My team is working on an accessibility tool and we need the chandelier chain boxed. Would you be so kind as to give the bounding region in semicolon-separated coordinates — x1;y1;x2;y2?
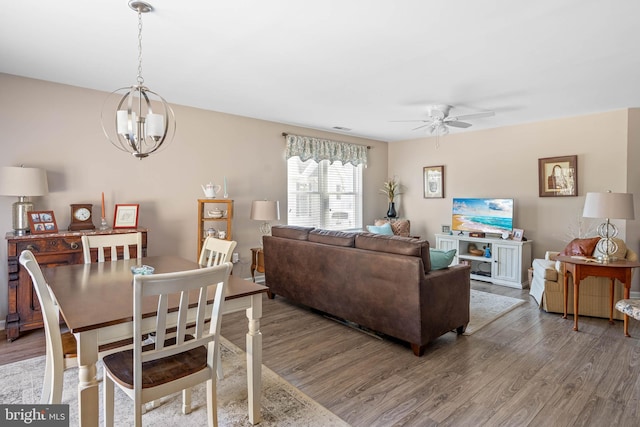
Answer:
137;10;144;84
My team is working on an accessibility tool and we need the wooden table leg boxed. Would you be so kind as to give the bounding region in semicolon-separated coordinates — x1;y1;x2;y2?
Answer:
608;278;615;324
563;270;569;319
624;280;631;337
573;277;580;331
246;293;263;424
76;330;99;427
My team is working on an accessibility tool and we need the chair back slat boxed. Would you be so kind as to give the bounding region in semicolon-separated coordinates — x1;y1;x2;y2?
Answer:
133;263;231;382
81;232;142;263
198;237;237;267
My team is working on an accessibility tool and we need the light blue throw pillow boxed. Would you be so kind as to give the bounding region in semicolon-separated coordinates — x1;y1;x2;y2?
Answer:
430;248;456;270
366;222;394;235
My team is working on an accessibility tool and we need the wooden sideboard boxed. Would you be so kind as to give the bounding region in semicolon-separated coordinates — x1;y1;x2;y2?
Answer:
5;228;148;341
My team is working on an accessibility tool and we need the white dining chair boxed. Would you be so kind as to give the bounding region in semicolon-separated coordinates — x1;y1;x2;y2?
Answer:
198;237;236;379
198;237;237;268
81;232;143;263
102;262;232;427
19;250;78;404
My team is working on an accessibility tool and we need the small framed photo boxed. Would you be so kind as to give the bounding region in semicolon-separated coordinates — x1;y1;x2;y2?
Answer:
441;225;451;234
28;210;58;234
113;204;139;229
538;155;577;197
424;165;444;198
512;228;524;241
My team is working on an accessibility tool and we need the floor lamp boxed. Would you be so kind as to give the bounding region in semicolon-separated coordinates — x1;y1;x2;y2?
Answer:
582;191;635;263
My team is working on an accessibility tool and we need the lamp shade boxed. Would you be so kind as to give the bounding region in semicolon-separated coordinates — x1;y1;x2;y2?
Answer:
250;200;280;221
582;192;635;220
0;167;49;196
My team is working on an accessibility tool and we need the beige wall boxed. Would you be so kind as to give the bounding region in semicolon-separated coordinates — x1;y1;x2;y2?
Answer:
2;73;639;325
0;73;389;325
389;109;640;291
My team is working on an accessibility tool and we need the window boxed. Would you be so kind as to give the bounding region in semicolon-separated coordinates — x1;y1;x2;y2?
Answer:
287;156;362;230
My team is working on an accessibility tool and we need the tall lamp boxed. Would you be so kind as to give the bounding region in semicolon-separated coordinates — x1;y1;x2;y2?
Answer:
582;191;635;263
250;200;280;244
0;166;49;235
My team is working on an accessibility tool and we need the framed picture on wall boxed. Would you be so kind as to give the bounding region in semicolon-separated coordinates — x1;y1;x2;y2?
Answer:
538;155;577;197
113;204;139;229
28;210;58;234
424;165;444;198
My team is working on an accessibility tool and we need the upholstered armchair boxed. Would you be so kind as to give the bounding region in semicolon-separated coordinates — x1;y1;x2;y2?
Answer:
530;238;638;320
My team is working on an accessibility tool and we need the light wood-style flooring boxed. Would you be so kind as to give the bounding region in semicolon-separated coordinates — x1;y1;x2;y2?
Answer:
3;281;640;426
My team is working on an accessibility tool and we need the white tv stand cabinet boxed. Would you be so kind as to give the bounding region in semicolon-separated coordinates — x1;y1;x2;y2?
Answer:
435;233;532;289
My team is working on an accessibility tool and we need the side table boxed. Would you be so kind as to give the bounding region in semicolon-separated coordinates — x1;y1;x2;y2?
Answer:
250;247;265;282
557;255;640;336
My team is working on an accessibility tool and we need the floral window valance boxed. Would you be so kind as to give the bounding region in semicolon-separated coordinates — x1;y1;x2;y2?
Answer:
285;133;368;167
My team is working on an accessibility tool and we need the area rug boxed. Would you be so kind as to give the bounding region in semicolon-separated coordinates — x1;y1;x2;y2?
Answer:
0;337;350;427
464;289;526;335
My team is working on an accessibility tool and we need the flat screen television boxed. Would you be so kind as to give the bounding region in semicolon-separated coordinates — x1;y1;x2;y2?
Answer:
452;198;514;234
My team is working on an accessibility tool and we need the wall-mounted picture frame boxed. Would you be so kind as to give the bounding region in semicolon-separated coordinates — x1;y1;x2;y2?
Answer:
28;210;58;234
113;204;139;229
424;165;444;198
538;155;577;197
512;228;524;241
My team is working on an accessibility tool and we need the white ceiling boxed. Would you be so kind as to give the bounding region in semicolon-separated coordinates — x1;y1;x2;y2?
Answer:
2;0;639;142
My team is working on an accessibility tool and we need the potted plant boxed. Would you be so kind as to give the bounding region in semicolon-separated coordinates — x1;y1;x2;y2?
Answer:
380;177;401;218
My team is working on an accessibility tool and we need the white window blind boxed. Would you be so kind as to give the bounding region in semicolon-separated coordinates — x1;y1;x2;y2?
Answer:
287;157;363;230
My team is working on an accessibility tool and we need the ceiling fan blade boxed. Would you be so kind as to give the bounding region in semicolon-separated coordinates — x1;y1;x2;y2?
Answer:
446;121;472;129
390;119;431;123
447;111;495;121
412;123;432;131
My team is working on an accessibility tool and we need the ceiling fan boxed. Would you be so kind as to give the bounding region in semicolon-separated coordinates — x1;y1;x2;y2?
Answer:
393;104;495;135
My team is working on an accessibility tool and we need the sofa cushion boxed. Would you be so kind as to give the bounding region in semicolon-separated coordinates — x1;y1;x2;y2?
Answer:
271;225;314;240
308;229;356;247
366;223;394;235
355;233;431;272
559;237;600;257
429;249;456;270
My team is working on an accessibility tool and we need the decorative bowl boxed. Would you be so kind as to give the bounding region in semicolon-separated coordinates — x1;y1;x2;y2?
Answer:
469;249;484;256
131;265;155;275
207;210;224;218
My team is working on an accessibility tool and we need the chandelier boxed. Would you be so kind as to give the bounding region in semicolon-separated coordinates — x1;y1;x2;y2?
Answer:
101;1;175;159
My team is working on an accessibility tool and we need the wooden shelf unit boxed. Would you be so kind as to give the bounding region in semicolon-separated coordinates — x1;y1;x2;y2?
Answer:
197;199;234;258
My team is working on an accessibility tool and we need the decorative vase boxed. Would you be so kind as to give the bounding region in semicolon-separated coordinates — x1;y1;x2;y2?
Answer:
387;202;397;218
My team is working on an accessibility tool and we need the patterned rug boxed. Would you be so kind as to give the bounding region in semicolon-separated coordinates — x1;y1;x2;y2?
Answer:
0;337;350;427
464;289;526;335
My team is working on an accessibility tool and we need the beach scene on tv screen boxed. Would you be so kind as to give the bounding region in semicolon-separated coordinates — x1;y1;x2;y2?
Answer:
452;198;513;233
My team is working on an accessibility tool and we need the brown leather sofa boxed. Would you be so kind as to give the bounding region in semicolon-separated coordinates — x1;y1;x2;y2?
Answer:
263;225;471;356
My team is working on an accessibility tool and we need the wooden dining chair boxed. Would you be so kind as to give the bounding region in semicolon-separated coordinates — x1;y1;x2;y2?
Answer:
81;232;143;263
19;250;78;404
197;237;236;379
198;237;237;268
102;262;232;427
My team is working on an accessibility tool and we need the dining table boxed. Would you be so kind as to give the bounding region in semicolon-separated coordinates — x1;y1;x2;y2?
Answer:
42;255;268;427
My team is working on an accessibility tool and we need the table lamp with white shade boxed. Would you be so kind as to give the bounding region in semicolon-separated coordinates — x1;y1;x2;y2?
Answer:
582;191;635;263
0;166;49;235
250;200;280;245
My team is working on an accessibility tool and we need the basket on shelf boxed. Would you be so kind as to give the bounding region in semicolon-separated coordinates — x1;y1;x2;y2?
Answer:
468;243;484;256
